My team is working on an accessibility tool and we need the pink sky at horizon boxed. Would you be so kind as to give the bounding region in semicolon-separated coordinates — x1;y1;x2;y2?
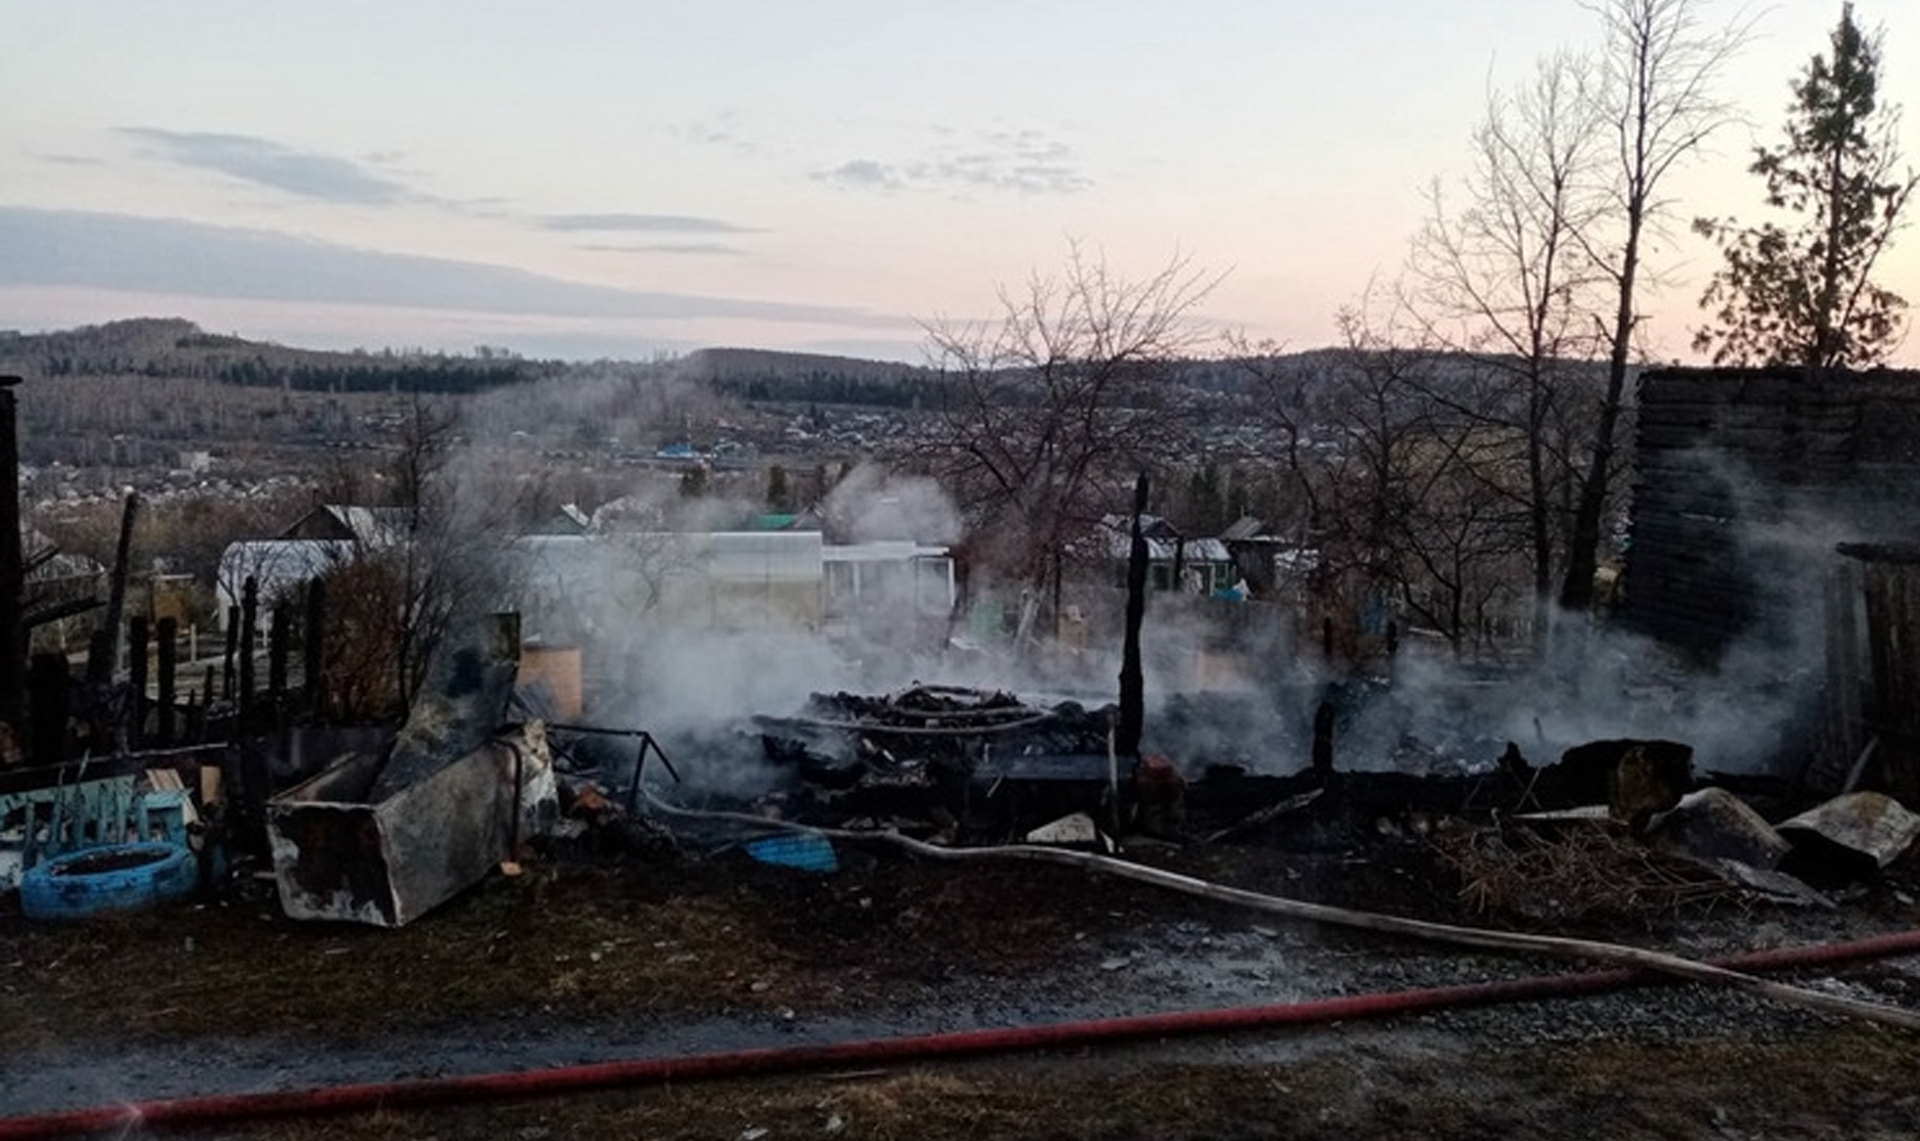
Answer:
3;0;1916;366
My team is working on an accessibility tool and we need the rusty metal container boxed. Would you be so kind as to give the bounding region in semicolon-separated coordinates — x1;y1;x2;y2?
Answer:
266;723;554;927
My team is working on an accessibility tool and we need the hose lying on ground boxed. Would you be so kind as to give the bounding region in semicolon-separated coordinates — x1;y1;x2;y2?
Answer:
4;929;1919;1140
647;789;1920;1032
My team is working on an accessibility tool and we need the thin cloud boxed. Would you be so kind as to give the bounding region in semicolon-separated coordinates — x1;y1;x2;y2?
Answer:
812;159;908;192
0;208;908;329
541;213;757;234
117;127;413;205
813;129;1092;196
674;110;757;155
36;152;108;168
581;242;747;256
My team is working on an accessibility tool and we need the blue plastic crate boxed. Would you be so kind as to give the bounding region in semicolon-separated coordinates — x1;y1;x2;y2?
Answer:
744;833;839;874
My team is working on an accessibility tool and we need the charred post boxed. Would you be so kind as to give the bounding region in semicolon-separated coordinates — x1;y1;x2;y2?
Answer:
1312;697;1336;781
221;606;239;702
84;630;111;690
303;577;326;720
28;652;68;765
236;575;270;855
269;601;290;708
0;376;23;741
239;576;258;725
157;616;178;746
129;616;149;751
1116;473;1149;759
191;669;212;743
88;492;140;688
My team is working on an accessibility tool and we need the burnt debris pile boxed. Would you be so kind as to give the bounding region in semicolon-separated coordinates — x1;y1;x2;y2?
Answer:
750;684;1117;836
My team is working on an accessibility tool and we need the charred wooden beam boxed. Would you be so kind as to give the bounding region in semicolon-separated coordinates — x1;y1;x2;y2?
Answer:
239;576;258;726
269;602;290;707
0;376;22;738
21;595;103;631
303;577;326;719
28;652;68;766
84;629;111;689
157;616;178;747
87;492;139;688
1115;474;1148;760
190;672;211;743
129;616;149;751
221;606;238;702
1312;697;1335;780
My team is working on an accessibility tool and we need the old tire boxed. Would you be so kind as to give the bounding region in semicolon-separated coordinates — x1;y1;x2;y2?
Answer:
19;842;199;920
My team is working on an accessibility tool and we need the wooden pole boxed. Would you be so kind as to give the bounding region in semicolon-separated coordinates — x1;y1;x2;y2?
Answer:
238;576;267;851
0;376;23;739
84;629;111;690
1115;473;1149;759
303;577;326;720
128;616;149;751
268;602;290;707
1312;697;1336;781
239;577;258;732
157;616;178;747
88;491;140;688
28;652;68;765
194;669;214;743
221;607;239;702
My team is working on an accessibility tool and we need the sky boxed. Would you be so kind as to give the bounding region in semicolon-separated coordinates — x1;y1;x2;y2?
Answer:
3;0;1918;365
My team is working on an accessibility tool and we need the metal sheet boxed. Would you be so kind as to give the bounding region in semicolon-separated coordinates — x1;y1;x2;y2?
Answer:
1647;787;1792;870
1778;791;1920;869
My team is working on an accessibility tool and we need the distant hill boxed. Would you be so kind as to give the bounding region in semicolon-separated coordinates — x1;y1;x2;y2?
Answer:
676;346;1359;409
0;317;1613;413
0;317;563;395
679;346;935;383
679;346;942;409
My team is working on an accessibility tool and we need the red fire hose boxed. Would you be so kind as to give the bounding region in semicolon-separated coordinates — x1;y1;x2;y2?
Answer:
3;928;1917;1139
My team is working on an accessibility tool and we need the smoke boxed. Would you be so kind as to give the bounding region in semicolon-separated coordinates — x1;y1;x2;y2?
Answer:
496;464;977;796
439;377;1875;795
1351;444;1871;781
606;625;859;795
823;462;962;544
463;357;710;453
521;484;1325;795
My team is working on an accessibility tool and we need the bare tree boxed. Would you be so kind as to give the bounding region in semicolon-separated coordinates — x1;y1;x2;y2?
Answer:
344;392;538;710
1410;1;1749;625
1563;0;1752;611
1410;51;1610;639
1238;302;1538;656
916;243;1222;644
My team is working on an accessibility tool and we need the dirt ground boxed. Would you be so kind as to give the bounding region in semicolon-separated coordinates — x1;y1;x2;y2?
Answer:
5;815;1920;1139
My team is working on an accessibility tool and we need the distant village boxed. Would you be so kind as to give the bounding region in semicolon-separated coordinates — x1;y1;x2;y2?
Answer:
10;320;1360;702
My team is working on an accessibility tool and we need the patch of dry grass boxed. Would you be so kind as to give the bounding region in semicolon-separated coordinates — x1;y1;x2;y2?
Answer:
0;850;1185;1055
1429;822;1743;927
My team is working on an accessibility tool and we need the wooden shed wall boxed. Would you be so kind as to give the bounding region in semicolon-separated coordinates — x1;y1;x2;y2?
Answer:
1620;367;1920;659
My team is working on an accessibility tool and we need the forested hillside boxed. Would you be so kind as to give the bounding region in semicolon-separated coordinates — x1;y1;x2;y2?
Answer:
0;317;560;393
